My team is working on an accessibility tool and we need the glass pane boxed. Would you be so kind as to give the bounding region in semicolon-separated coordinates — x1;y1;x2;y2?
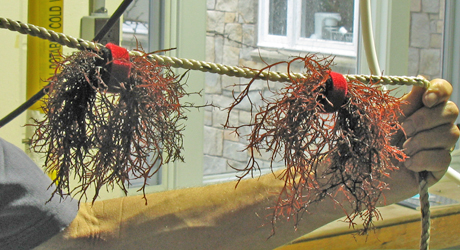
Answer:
126;152;162;187
269;0;288;35
121;0;162;186
122;0;150;51
301;0;355;42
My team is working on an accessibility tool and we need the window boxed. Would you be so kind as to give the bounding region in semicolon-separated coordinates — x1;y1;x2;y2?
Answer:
121;0;163;189
122;0;164;52
258;0;359;57
110;0;206;196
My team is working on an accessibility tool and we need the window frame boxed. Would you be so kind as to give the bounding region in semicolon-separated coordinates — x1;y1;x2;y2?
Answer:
443;0;460;128
257;0;360;57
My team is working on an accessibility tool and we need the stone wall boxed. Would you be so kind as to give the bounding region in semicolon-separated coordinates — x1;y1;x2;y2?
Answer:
408;0;445;79
203;0;446;178
204;0;273;176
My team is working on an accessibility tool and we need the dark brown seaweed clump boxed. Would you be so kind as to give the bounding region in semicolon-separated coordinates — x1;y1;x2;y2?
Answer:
31;48;188;203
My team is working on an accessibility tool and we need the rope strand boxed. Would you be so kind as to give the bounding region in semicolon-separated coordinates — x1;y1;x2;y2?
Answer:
419;171;431;250
0;17;430;88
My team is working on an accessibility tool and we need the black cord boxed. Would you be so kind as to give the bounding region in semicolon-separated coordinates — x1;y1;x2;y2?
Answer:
93;0;133;42
0;0;133;128
0;89;46;128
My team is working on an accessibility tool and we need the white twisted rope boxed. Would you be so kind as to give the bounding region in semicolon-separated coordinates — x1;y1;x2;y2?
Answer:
0;17;430;88
0;17;433;249
0;17;101;51
419;171;431;250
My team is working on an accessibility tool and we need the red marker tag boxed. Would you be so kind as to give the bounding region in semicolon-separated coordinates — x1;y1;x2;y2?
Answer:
321;71;348;112
105;43;131;85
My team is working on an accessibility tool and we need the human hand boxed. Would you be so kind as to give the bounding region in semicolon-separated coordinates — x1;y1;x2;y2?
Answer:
384;78;459;204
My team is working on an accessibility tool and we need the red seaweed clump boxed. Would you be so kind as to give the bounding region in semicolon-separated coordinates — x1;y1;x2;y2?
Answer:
224;55;406;234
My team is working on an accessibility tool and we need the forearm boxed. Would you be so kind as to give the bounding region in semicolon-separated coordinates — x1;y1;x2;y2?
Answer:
37;170;346;250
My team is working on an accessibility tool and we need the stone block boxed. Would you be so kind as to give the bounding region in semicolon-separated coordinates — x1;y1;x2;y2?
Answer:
262;89;277;101
226;160;246;173
235;90;263;111
225;12;236;23
214;36;224;63
238;58;261;69
436;20;444;33
207;11;225;33
429;13;439;20
204;94;214;111
242;24;255;47
411;0;421;12
238;0;256;23
211;94;231;109
223;140;248;161
408;48;420;76
206;36;215;62
266;159;285;170
222;75;239;89
222;89;235;97
439;0;445;19
239;110;253;125
223;129;239;141
224;23;243;47
207;0;216;10
213;107;238;127
419;49;441;76
422;0;440;13
203;155;228;175
205;72;222;94
222;45;240;66
430;19;438;33
216;0;238;12
203;126;223;156
251;145;283;162
430;33;443;48
242;78;266;90
236;125;252;143
204;110;213;126
410;13;430;48
240;46;255;61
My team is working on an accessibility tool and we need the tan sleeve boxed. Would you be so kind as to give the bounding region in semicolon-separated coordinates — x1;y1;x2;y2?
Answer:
36;170;343;250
